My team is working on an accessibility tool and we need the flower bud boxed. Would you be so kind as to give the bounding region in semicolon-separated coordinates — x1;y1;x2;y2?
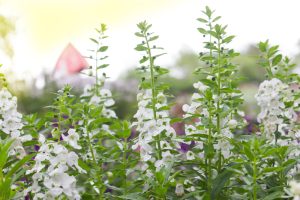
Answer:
175;183;184;196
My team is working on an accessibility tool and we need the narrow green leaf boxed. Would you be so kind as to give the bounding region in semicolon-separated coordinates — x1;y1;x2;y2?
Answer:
211;169;234;199
90;38;98;44
6;153;36;178
97;64;109;69
205;6;212;18
0;140;14;169
272;54;282;66
262;191;283;200
197;28;207;34
197;18;208;23
98;46;108;52
222;35;235;43
135;32;144;37
148;35;159;42
135;45;148;51
213;16;221;22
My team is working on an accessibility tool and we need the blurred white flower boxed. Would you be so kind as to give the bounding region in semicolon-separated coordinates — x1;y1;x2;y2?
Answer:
62;129;81;149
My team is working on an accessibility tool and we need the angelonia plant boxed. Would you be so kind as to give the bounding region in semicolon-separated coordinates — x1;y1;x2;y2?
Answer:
1;6;300;200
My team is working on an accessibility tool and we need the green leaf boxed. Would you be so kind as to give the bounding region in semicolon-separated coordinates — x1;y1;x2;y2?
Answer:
118;193;146;200
90;38;98;44
0;177;12;200
153;53;166;58
258;41;268;52
135;45;148;51
170;118;182;124
243;145;254;161
98;46;108;52
139;56;148;64
267;45;279;57
78;159;90;172
197;18;208;23
211;169;234;199
148;35;159;42
197;28;207;34
272;54;282;66
205;6;212;18
262;191;283;200
222;35;235;43
0;139;14;169
97;64;109;69
213;16;221;22
135;32;144;37
6;153;36;178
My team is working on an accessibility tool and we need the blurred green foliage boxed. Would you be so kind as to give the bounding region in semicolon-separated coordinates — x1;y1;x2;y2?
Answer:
14;44;299;120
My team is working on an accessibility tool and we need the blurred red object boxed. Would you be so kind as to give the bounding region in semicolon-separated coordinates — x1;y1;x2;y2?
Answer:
54;43;88;77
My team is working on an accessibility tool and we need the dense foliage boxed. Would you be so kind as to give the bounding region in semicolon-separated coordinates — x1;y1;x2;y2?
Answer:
1;6;300;200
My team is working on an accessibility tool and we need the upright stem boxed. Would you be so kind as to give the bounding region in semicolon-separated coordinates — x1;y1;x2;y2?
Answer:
123;138;128;195
87;127;103;199
144;33;162;160
206;21;213;198
95;41;99;95
252;159;257;200
217;39;221;135
217;39;222;171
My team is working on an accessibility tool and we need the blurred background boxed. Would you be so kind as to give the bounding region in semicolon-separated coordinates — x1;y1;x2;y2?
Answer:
1;0;300;121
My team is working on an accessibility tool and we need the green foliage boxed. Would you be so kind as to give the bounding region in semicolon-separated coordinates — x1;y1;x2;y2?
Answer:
1;5;300;200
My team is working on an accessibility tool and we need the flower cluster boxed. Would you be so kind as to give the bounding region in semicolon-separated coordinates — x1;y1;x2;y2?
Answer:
82;86;117;119
2;6;300;200
132;89;177;171
0;89;31;158
255;78;297;141
26;134;84;200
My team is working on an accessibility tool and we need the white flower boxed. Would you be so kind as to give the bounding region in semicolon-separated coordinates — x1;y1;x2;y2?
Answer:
187;186;195;192
62;129;81;149
175;183;184;196
255;78;296;141
28;141;82;200
100;88;112;97
193;81;208;91
228;119;238;129
132;87;177;170
0;89;29;159
186;151;195;160
157;92;167;104
214;138;232;159
290;180;300;199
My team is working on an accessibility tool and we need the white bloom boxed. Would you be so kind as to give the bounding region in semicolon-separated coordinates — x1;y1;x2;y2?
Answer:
132;88;178;169
193;81;208;91
28;141;82;200
175;183;184;196
186;151;195;160
255;78;296;141
290;180;300;199
228;119;238;129
0;89;29;159
62;129;81;149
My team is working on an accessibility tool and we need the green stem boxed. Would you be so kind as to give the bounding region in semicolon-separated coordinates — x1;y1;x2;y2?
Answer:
206;21;213;198
86;128;103;199
252;159;257;200
144;33;162;160
95;40;99;95
123;138;128;195
217;39;222;172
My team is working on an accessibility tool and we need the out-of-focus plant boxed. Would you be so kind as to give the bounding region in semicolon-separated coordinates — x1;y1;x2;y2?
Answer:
0;15;15;57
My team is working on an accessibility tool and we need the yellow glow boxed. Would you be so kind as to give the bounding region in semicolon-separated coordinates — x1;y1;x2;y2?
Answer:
8;0;184;53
